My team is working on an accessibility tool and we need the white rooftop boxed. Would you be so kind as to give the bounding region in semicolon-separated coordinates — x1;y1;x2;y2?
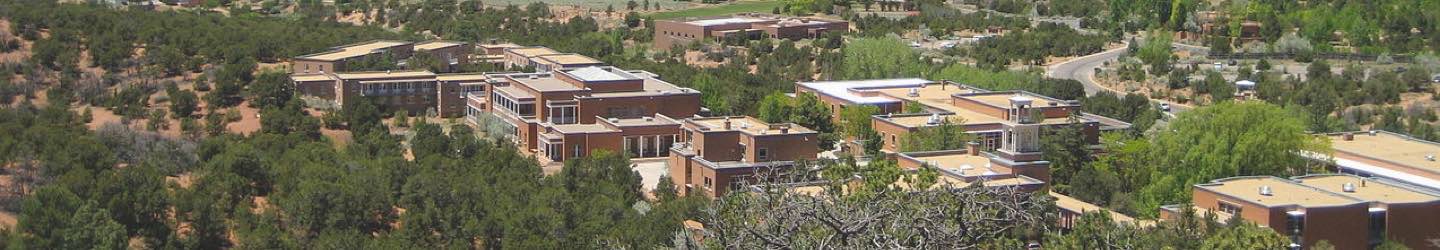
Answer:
797;78;935;104
688;17;769;26
567;66;639;82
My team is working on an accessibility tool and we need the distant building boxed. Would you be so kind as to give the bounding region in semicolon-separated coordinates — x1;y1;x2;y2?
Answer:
653;13;850;49
289;70;487;117
1159;175;1440;250
532;54;605;72
795;79;1130;155
668;116;820;198
292;40;415;74
536;115;685;164
470;66;702;157
502;46;563;70
412;40;473;70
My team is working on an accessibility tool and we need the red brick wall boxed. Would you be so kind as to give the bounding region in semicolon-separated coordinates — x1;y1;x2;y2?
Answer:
1303;205;1370;250
1383;201;1440;249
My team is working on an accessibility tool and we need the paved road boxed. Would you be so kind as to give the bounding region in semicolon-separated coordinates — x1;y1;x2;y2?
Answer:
1046;42;1198;115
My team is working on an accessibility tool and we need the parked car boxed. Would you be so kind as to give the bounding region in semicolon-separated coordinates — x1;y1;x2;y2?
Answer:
1159;103;1172;112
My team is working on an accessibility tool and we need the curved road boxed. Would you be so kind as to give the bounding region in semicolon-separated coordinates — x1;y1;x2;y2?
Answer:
1046;42;1199;114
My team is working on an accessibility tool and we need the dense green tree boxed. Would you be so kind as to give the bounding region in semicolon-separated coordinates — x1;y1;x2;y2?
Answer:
841;36;924;80
897;119;972;152
248;71;294;110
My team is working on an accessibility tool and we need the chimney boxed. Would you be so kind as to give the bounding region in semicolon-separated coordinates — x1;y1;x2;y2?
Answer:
1342;132;1354;141
723;117;732;130
967;141;980;156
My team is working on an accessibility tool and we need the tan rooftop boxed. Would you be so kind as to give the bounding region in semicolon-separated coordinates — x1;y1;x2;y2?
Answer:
536;54;603;65
507;47;562;58
298;40;411;61
551;123;617;134
962;92;1067;108
290;74;337;82
905;152;1009;178
602;116;679;127
479;43;523;49
1051;192;1140;224
334;70;436;79
1197;176;1362;208
435;73;488;82
512;77;581;92
690;116;814;136
414;41;465;51
1328;132;1440;174
1293;175;1440;204
586;78;695;98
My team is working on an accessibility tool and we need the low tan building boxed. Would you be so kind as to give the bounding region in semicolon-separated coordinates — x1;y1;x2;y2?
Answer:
532;53;605;72
1314;131;1440;192
654;13;850;49
290;70;488;118
1290;174;1440;249
502;46;563;70
292;40;414;74
669;116;819;198
412;40;473;70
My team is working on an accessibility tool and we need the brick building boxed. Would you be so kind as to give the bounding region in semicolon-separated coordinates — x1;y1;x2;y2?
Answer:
1312;131;1440;192
1160;175;1440;249
795;78;1130;155
532;54;605;72
289;70;488;117
653;13;850;49
469;66;702;156
292;40;415;74
668;116;820;198
502;46;563;70
412;40;473;70
535;115;686;164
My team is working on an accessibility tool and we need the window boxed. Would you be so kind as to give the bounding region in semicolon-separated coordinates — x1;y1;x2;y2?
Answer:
544;142;563;162
572;144;583;158
1218;201;1242;215
1369;210;1386;247
757;148;769;162
704;177;713;189
548;105;577;124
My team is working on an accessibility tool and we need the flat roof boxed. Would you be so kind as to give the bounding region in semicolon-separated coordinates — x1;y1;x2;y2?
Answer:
551;123;618;134
961;92;1068;108
1196;176;1363;208
1292;174;1440;204
506;47;562;58
565;66;639;81
298;40;411;61
537;54;603;66
1050;192;1139;224
290;74;337;82
586;77;696;98
478;43;523;49
333;70;436;80
493;85;535;100
414;41;465;51
1328;131;1440;175
603;116;679;127
435;73;488;82
689;116;815;136
512;77;581;92
687;17;771;26
797;78;934;104
903;152;1010;178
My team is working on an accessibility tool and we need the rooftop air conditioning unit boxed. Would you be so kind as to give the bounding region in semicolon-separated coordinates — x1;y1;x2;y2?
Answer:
1259;186;1273;196
1342;183;1356;192
908;88;920;97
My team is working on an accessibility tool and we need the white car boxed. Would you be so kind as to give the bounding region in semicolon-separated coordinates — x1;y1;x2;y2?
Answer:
1159;103;1171;112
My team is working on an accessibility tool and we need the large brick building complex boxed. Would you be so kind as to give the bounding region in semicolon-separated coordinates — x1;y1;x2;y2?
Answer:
795;78;1130;155
1313;131;1440;192
469;66;702;158
1160;175;1440;249
653;14;850;49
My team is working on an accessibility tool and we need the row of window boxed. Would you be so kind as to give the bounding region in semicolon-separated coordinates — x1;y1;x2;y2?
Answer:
548;105;578;125
662;31;697;38
625;134;679;159
491;92;535;117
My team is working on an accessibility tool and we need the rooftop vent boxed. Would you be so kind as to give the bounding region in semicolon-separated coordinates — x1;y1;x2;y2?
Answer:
1428;155;1436;162
644;117;654;122
1369;130;1379;136
739;121;750;130
1259;186;1273;196
959;164;974;170
608;118;620;123
528;74;539;79
908;88;920;97
927;113;942;126
1343;183;1356;192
